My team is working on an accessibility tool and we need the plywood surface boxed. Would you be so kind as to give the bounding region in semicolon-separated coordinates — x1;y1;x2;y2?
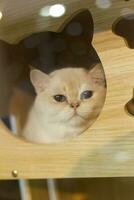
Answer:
0;0;134;179
0;29;134;179
0;0;133;43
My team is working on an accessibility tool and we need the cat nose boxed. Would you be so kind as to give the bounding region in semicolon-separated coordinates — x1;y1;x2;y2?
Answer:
70;102;80;109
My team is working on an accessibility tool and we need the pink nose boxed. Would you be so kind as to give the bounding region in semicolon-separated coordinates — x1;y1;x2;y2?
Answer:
70;102;80;109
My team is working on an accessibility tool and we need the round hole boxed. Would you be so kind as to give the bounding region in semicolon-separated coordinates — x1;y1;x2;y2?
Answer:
1;10;107;144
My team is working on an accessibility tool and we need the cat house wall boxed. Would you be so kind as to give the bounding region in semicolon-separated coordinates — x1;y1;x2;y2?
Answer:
0;0;134;179
0;0;133;43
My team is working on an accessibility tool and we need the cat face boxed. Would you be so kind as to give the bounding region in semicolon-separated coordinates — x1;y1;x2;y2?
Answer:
30;64;106;128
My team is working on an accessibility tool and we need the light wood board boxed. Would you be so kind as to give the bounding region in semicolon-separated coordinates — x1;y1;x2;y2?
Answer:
0;0;133;43
0;0;134;179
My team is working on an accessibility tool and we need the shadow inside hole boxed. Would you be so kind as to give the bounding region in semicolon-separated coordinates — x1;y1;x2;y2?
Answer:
125;89;134;117
0;10;106;144
112;15;134;117
112;13;134;48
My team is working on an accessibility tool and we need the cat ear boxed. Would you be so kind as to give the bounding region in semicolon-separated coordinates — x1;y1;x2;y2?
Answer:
60;9;93;44
30;69;50;94
89;63;106;86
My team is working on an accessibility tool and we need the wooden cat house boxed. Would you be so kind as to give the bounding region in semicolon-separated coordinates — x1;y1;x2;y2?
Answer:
0;0;134;180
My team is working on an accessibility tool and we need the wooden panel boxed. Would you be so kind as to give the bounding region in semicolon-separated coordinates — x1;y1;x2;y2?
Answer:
0;0;133;43
0;1;134;179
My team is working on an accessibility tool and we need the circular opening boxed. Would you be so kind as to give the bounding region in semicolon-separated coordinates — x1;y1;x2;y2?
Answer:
0;10;107;144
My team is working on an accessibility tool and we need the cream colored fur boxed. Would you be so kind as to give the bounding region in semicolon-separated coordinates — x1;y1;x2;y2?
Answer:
21;64;106;143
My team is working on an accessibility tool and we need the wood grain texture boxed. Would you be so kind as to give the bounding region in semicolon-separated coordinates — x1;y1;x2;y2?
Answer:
0;0;133;43
0;1;134;179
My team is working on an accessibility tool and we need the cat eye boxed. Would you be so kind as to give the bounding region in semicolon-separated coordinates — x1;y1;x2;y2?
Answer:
53;95;66;102
80;90;93;100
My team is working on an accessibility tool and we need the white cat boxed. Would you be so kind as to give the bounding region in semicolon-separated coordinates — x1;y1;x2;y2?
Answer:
20;63;106;143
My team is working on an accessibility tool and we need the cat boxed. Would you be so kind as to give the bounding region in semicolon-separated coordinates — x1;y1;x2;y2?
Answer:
20;63;106;143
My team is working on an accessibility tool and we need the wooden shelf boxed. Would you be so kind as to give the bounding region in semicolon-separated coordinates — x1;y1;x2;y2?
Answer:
0;0;134;179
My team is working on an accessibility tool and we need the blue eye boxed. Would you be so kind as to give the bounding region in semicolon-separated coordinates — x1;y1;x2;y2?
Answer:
53;95;66;102
80;90;93;100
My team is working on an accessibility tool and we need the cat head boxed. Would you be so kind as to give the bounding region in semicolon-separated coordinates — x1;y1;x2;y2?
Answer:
30;63;106;129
